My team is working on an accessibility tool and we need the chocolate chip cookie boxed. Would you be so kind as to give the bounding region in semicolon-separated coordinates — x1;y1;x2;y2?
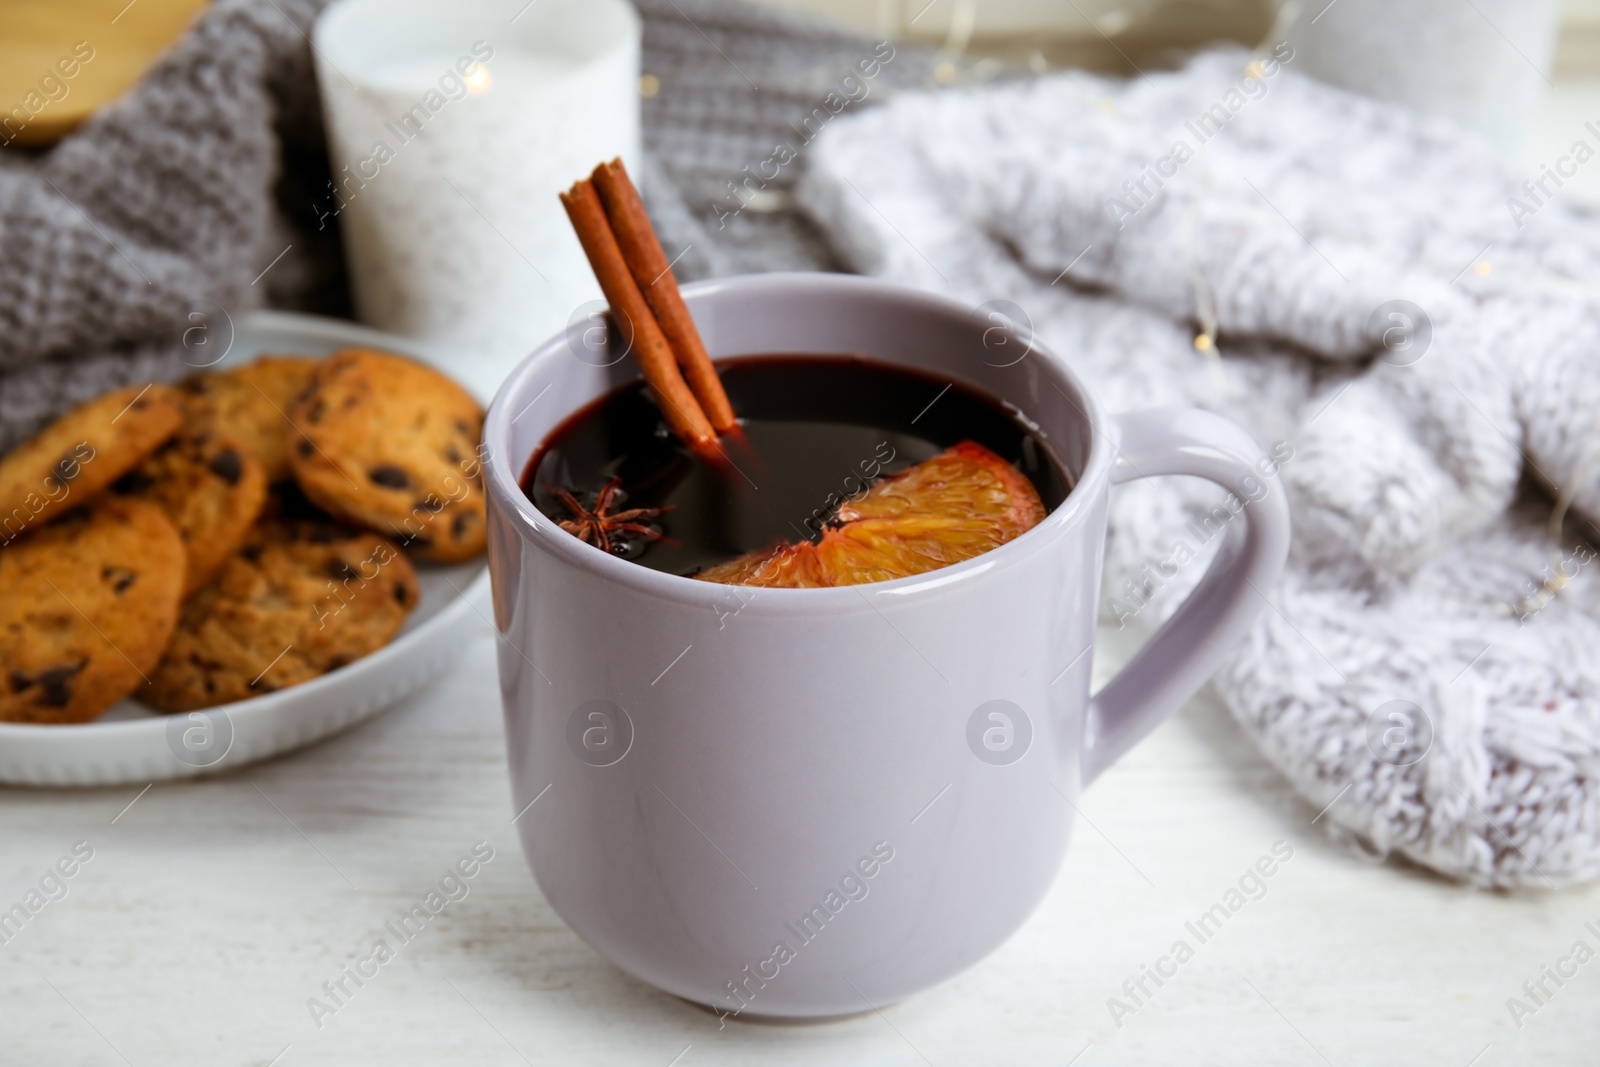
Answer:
179;355;317;482
287;348;486;563
115;432;269;597
0;384;182;544
0;498;186;724
144;519;420;711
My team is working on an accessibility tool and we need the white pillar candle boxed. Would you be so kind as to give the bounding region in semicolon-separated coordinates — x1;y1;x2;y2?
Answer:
314;0;639;389
1283;0;1560;161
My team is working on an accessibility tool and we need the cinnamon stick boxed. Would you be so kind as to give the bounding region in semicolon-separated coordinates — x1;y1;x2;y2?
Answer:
559;179;717;454
590;158;738;434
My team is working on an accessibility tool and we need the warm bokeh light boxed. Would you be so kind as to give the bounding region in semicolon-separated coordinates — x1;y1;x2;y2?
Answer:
464;62;491;94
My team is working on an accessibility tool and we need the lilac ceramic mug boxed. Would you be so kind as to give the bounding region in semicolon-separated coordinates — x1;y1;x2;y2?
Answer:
483;273;1289;1019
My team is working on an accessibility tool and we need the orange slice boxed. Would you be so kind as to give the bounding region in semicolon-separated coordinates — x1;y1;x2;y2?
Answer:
696;441;1046;588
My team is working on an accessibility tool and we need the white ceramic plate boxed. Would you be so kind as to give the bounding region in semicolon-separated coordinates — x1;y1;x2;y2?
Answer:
0;311;493;787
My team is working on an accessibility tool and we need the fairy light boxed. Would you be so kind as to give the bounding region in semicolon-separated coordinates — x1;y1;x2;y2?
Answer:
1506;567;1572;621
464;63;492;95
931;0;974;86
1094;9;1131;35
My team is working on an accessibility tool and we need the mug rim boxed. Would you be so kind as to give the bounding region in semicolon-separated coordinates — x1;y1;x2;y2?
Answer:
483;272;1114;607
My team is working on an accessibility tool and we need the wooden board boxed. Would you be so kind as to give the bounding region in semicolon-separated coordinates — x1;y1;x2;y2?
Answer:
0;0;207;148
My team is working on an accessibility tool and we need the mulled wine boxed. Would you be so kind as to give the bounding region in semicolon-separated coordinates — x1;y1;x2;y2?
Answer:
522;354;1070;578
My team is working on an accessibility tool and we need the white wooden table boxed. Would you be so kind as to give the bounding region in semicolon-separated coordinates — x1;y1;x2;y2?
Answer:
3;615;1593;1066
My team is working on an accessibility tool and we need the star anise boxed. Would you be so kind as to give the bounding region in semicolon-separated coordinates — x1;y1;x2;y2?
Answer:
549;478;672;555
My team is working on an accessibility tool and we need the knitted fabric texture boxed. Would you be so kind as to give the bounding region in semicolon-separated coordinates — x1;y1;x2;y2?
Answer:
797;48;1600;889
0;0;344;453
633;0;940;280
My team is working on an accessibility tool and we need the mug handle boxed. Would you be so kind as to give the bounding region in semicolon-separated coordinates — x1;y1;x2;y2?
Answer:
1082;408;1292;784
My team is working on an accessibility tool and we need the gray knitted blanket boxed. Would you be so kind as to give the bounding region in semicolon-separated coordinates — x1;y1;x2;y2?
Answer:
0;0;938;452
0;0;333;451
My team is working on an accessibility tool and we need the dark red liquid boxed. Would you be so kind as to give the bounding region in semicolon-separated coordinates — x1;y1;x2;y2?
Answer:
521;355;1071;577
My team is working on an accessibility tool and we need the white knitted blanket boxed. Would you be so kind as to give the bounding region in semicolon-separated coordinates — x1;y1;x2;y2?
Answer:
798;49;1600;888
